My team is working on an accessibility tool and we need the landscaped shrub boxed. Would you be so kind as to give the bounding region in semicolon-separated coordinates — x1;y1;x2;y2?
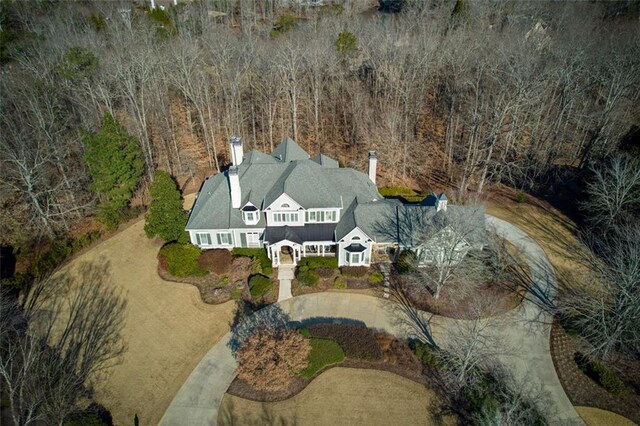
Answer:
412;342;442;368
249;274;272;299
396;250;417;274
340;266;369;277
270;14;297;37
237;328;311;392
197;249;232;274
300;338;345;377
232;248;273;277
333;276;347;289
159;243;208;277
297;270;320;287
308;323;382;360
574;353;625;394
368;271;384;284
298;256;338;270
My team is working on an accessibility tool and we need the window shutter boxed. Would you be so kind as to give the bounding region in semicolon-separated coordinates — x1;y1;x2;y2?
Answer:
195;233;201;245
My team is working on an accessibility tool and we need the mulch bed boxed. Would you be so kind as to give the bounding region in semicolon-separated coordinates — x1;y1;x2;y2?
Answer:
399;277;522;319
158;256;252;304
550;321;640;424
226;332;425;402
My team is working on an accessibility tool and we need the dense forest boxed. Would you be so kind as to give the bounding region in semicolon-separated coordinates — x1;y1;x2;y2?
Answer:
1;1;639;424
0;0;638;244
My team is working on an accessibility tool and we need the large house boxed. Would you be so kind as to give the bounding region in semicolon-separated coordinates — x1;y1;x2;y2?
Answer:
186;137;483;267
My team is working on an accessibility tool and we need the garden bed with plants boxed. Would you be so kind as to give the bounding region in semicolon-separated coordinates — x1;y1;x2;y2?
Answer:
550;322;640;424
291;257;385;296
157;246;278;305
392;241;526;319
227;323;426;402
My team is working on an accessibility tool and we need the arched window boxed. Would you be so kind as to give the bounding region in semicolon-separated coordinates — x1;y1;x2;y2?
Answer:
281;203;290;208
352;236;361;240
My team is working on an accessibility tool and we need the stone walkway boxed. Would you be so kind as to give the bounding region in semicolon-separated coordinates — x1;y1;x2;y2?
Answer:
277;265;294;301
160;216;584;426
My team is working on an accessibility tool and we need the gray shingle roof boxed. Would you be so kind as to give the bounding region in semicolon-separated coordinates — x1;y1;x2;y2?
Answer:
186;138;382;231
311;154;339;168
264;224;336;244
271;137;310;162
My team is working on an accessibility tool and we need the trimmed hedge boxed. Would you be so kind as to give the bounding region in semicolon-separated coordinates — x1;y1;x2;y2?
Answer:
249;274;272;299
297;270;320;287
232;247;273;277
413;342;442;368
300;338;345;377
298;256;338;270
309;323;382;360
159;243;208;277
575;353;625;394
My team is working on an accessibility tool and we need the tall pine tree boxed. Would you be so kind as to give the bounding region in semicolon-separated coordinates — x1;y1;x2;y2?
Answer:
144;170;188;243
84;113;143;228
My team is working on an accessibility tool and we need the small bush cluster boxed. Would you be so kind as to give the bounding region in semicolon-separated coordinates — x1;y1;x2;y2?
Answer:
396;250;417;274
159;243;208;277
515;192;528;203
232;248;273;277
248;274;272;299
4;231;102;289
298;256;339;270
308;323;382;360
297;270;320;287
333;276;347;289
368;271;384;284
574;353;625;394
197;249;232;274
340;266;368;277
300;338;345;377
412;342;442;368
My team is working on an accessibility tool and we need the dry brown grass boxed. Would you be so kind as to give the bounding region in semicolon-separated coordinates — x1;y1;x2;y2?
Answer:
485;189;596;292
58;219;235;425
575;407;638;426
218;367;455;426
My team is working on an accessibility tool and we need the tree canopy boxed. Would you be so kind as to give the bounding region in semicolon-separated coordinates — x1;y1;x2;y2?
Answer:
84;113;143;228
144;170;187;243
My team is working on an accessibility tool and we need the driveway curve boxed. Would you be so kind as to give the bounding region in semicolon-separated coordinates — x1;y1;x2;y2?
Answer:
160;216;584;426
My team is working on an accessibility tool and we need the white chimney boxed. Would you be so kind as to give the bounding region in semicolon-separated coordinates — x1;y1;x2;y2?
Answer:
150;0;156;9
229;166;241;208
436;193;448;212
368;151;378;184
230;136;244;166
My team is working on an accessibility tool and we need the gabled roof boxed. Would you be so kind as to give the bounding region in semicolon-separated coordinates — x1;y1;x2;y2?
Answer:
244;149;277;164
311;154;339;168
271;137;310;162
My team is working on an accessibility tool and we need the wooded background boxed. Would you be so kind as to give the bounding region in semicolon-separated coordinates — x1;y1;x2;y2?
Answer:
1;0;639;245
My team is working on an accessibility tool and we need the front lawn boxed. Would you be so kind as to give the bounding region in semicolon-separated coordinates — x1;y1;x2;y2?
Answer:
300;338;345;378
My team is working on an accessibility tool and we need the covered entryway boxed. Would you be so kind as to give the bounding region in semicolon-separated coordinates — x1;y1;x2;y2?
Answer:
268;239;302;266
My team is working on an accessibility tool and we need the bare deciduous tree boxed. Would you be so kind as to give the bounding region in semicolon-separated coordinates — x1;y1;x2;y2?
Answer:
0;262;127;426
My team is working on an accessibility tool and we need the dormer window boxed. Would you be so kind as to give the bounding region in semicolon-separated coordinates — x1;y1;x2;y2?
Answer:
242;203;260;225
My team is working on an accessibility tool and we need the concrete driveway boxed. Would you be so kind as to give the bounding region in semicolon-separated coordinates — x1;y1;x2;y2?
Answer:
160;216;584;426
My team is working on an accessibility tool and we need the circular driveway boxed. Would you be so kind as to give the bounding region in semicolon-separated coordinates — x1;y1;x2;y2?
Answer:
160;216;584;426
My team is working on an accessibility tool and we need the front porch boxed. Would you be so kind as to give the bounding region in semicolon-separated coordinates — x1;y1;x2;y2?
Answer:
267;240;337;267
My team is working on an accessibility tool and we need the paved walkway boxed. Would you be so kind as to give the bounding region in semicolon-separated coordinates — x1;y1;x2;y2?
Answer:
277;265;294;301
160;216;584;426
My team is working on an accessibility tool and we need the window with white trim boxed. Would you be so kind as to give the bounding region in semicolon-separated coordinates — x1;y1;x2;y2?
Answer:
217;232;232;245
273;212;298;223
349;252;361;264
243;211;259;223
304;210;337;223
195;232;212;245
